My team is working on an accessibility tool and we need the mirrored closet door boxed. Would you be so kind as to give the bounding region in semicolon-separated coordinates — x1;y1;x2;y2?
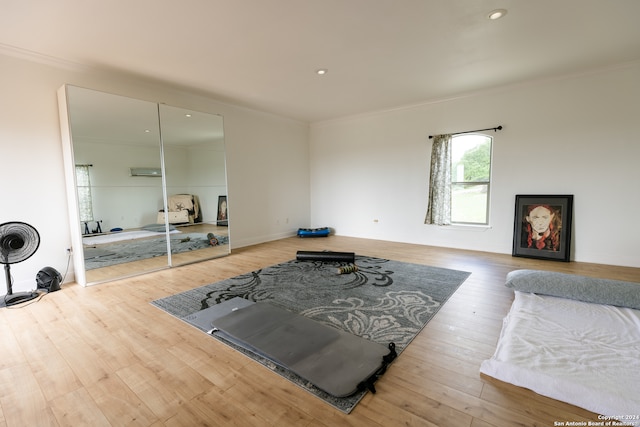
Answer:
58;85;229;286
159;104;229;267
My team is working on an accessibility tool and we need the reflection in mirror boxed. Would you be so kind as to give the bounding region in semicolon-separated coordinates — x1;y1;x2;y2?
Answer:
59;86;229;286
65;86;168;284
159;104;229;267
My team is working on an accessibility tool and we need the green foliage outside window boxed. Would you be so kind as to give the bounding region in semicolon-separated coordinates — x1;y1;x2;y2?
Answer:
452;140;491;182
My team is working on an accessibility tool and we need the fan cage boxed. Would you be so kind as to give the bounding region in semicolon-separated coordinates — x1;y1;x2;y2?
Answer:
0;222;41;265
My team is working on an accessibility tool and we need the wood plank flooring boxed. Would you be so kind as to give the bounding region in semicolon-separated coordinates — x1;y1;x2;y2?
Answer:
1;236;638;426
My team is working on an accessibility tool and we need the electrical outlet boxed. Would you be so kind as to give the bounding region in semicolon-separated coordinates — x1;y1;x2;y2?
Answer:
66;247;72;254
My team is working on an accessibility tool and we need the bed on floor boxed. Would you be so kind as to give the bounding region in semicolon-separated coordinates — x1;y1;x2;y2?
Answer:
82;226;180;245
480;270;640;421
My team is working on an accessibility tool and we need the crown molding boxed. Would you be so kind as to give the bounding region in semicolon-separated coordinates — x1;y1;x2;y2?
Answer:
0;43;90;72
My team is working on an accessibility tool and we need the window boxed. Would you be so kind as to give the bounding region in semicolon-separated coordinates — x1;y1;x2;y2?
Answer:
75;165;94;222
450;134;492;225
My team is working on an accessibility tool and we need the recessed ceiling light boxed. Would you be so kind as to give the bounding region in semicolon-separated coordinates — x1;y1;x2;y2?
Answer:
316;69;328;76
185;114;192;118
488;9;507;20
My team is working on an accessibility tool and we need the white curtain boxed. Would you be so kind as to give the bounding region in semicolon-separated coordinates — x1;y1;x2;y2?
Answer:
75;165;94;222
424;134;452;225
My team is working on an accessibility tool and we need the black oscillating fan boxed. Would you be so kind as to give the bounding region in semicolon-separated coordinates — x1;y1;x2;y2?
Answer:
0;221;40;307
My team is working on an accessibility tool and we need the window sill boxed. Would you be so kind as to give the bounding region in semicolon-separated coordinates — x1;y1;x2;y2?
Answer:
446;223;492;231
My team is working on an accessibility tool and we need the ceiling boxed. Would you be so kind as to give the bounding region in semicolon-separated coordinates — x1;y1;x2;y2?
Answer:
66;85;225;147
2;0;640;123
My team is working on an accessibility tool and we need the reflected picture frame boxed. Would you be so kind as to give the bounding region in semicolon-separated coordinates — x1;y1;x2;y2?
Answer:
217;195;228;226
512;194;573;262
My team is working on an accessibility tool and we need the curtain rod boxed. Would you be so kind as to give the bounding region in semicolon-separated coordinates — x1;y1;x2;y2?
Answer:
428;125;502;139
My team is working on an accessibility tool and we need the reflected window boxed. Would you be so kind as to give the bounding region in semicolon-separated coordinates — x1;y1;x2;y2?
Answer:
75;165;94;222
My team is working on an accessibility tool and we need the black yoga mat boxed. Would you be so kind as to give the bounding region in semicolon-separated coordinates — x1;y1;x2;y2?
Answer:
296;250;355;263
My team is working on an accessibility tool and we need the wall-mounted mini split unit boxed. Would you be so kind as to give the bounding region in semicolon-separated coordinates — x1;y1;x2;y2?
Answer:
130;167;162;177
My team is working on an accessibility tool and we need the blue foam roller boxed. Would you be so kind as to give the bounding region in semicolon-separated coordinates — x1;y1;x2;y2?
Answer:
297;227;330;238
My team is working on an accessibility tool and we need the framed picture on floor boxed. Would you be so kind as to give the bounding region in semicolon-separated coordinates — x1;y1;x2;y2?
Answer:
512;194;573;262
217;195;228;226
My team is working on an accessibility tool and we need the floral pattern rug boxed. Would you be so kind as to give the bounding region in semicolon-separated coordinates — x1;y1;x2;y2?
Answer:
151;255;470;413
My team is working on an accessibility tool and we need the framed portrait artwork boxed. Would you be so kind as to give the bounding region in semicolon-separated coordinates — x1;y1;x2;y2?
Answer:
512;194;573;262
217;195;228;226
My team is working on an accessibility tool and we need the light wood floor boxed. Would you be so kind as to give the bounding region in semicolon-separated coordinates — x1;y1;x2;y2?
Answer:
1;236;638;426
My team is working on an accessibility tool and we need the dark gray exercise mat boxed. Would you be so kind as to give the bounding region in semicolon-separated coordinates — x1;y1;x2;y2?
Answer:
182;297;255;331
211;302;391;397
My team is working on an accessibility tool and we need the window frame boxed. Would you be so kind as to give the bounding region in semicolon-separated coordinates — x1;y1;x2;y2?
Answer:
450;133;493;226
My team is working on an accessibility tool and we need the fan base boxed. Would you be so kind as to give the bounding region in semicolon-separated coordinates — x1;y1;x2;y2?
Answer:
0;291;39;308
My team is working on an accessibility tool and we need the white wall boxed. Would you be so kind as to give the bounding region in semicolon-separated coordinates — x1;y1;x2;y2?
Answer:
309;61;640;268
184;141;227;224
73;141;165;230
72;141;229;230
0;52;310;293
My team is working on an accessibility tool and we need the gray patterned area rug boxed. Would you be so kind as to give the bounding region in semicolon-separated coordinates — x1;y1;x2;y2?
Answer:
151;255;470;413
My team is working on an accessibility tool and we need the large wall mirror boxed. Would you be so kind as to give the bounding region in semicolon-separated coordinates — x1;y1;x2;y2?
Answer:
58;85;229;286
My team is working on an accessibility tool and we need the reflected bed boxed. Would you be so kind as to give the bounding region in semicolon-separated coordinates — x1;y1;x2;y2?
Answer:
82;228;180;245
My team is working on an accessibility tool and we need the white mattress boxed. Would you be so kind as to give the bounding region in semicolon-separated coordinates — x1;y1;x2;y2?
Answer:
480;291;640;419
82;229;179;245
